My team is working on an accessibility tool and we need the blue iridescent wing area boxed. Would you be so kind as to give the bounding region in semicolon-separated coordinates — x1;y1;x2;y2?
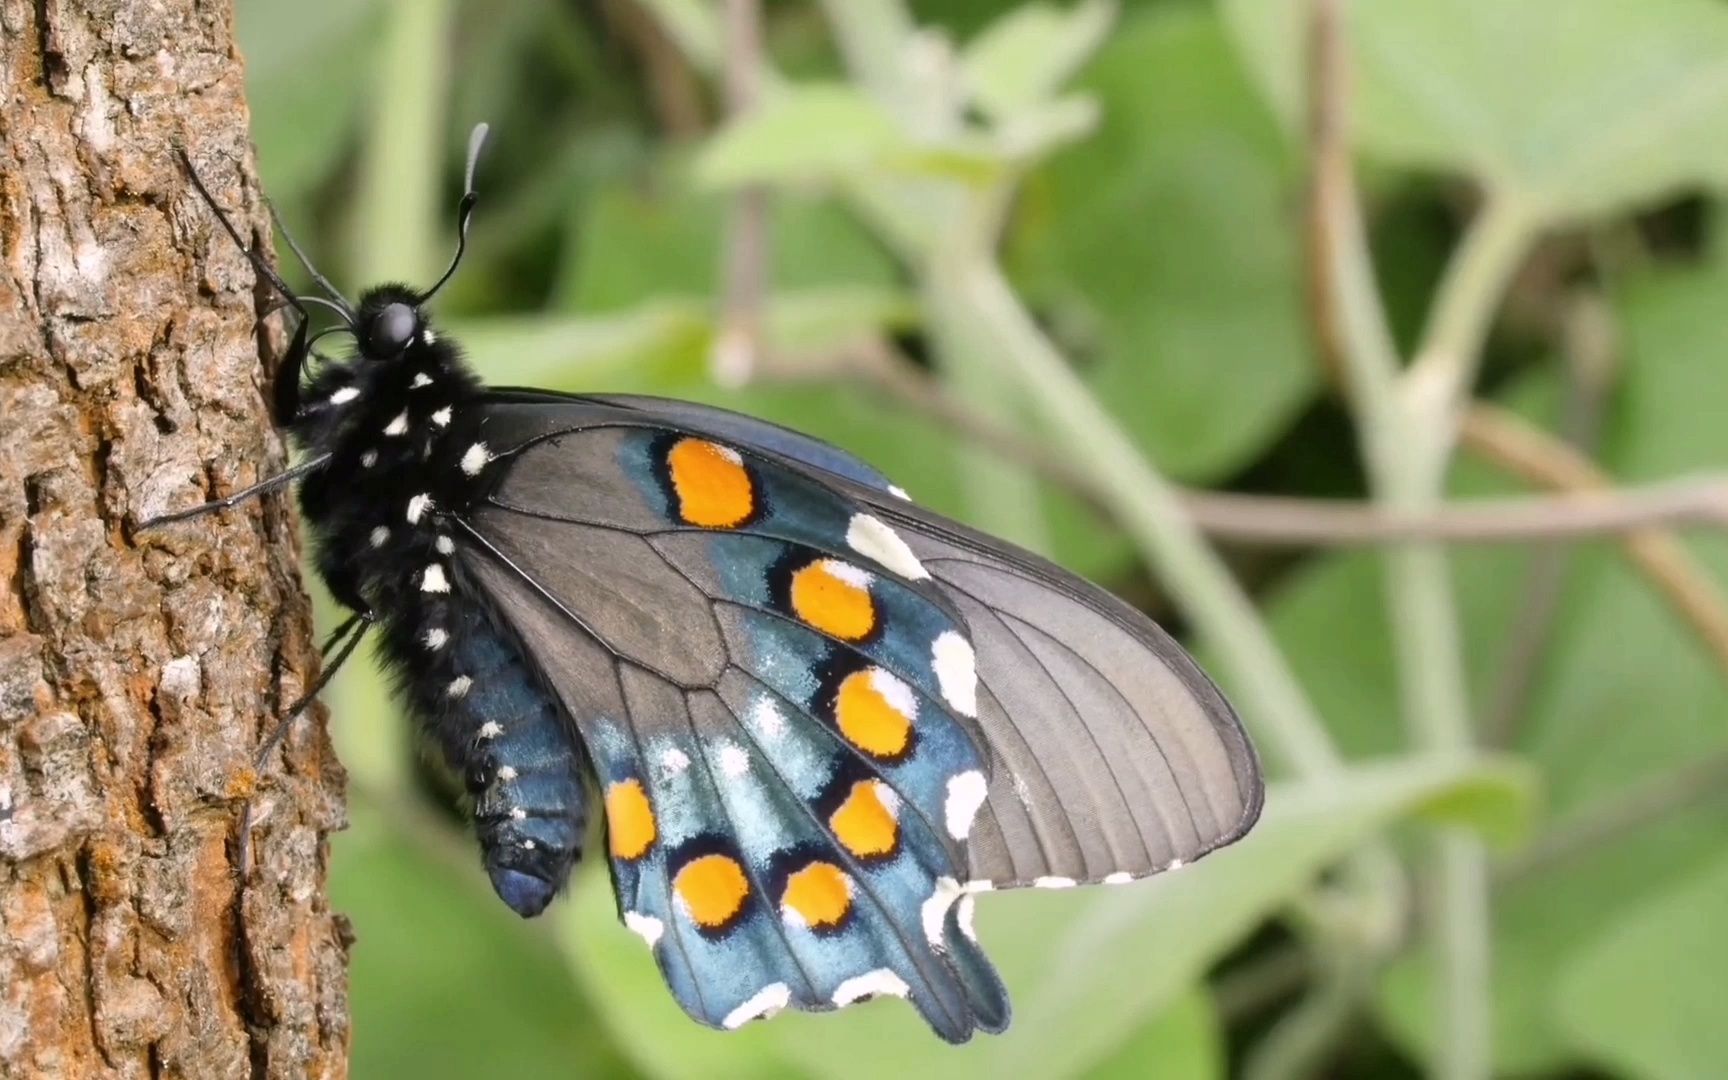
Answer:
456;400;1009;1040
507;393;1265;885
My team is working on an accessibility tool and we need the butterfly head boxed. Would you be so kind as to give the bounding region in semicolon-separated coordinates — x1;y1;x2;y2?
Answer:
354;284;431;361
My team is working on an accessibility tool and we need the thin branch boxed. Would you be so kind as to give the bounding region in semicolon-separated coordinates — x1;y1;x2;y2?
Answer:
1499;751;1728;883
1482;292;1619;747
1463;403;1728;676
713;0;769;387
764;339;1728;546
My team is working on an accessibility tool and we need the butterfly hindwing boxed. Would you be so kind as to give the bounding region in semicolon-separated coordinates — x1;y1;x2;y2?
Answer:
457;404;1009;1039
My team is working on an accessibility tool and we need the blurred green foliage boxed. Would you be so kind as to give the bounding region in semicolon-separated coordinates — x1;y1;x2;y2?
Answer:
236;0;1728;1076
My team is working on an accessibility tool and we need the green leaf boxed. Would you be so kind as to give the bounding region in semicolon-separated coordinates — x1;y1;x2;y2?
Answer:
1014;6;1316;482
695;86;907;189
564;755;1527;1080
1086;990;1225;1080
1223;0;1728;221
332;798;630;1079
961;0;1118;119
1556;850;1728;1080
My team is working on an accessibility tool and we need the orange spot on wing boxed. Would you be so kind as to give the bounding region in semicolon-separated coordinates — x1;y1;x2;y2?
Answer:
605;779;656;860
790;561;876;641
836;671;912;759
782;861;852;929
830;780;899;859
667;439;754;528
675;853;751;929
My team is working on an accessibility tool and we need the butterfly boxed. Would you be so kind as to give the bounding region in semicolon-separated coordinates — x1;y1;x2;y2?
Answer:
146;126;1263;1043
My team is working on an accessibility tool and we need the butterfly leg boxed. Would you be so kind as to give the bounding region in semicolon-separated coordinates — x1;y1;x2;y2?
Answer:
136;449;331;529
236;609;373;874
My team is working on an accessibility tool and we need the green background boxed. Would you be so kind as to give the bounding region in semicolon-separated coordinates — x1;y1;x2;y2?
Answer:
235;1;1728;1076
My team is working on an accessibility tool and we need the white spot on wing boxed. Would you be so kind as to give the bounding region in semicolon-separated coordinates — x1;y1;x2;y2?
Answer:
845;514;929;580
360;450;378;468
478;721;503;740
1104;871;1135;885
369;526;389;548
421;564;450;593
1033;876;1076;889
624;911;663;948
889;485;911;500
406;494;432;524
436;535;454;554
832;969;910;1006
1166;858;1186;871
509;806;526;821
718;742;750;778
423;628;448;650
496;765;518;781
659;747;690;776
921;877;961;948
944;770;988;840
820;559;873;590
431;406;452;427
384;411;409;436
410;372;433;389
869;668;917;720
932;632;978;717
460;442;491;476
723;983;790;1029
713;444;743;465
329;386;360;404
422;328;437;345
447;675;472;698
749;697;786;739
958;896;979;941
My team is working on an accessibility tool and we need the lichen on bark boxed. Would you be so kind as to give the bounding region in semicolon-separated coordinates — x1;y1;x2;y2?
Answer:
0;1;349;1076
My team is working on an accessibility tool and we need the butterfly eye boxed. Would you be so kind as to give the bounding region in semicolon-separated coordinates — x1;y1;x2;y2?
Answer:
365;302;418;356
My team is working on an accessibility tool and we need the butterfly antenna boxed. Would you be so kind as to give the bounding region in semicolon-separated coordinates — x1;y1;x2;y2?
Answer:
418;122;489;304
176;148;357;330
265;196;356;322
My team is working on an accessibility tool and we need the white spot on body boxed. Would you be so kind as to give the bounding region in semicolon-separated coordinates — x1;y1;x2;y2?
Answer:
718;743;750;778
410;372;433;389
1033;876;1077;890
845;514;929;580
421;564;450;593
659;747;691;776
722;983;790;1030
832;969;910;1006
932;632;978;718
478;721;504;740
384;411;410;436
436;535;454;554
1103;871;1135;885
944;770;989;840
329;386;361;405
423;628;448;650
431;406;452;427
460;442;491;476
496;766;518;781
624;911;664;947
447;675;472;698
369;526;389;548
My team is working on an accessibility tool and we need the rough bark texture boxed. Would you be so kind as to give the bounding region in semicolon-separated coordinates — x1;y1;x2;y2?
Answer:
0;2;349;1076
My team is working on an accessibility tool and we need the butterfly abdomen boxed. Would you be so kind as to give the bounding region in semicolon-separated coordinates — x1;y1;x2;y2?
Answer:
378;584;589;917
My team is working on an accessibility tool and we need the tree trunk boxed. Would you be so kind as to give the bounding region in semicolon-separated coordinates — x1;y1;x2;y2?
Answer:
0;2;348;1076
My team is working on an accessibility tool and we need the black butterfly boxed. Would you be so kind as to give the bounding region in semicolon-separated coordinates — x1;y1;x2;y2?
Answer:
147;126;1263;1042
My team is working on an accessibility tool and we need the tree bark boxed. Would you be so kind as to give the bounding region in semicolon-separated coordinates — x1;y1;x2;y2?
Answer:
0;2;348;1077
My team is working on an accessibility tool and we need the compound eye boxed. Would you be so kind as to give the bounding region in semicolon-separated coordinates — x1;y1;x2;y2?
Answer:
367;302;417;355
